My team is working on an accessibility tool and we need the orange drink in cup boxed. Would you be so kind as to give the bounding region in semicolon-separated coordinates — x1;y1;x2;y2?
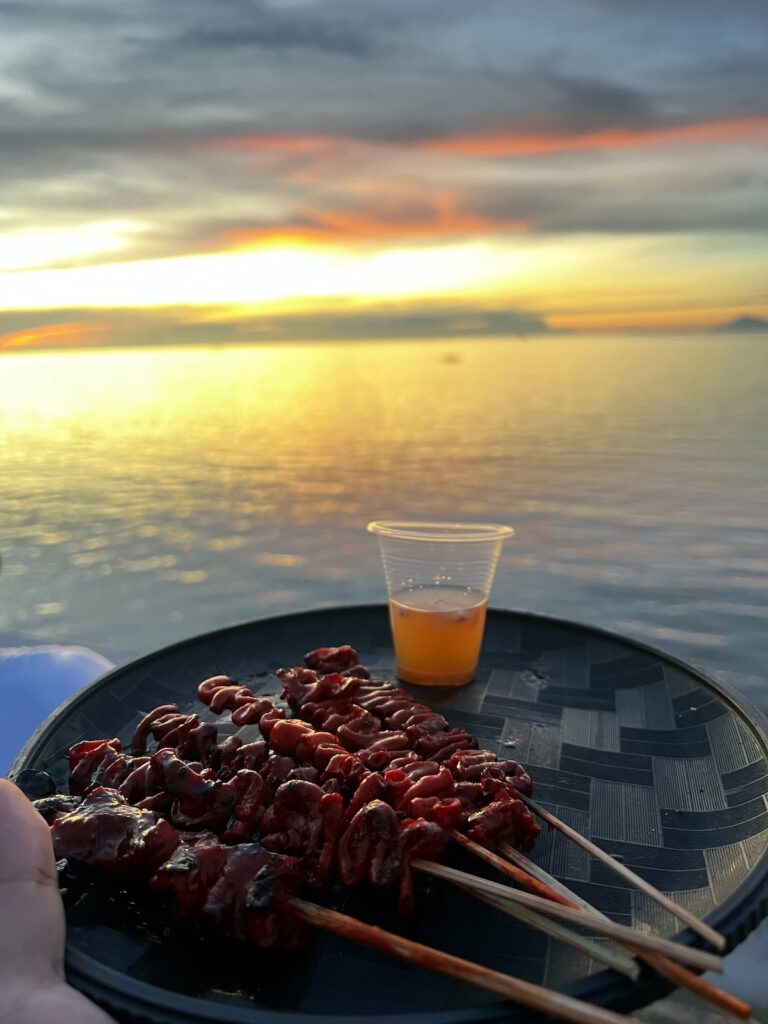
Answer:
388;586;488;686
367;521;514;687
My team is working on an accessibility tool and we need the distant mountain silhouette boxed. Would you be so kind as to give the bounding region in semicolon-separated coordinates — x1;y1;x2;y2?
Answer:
719;316;768;333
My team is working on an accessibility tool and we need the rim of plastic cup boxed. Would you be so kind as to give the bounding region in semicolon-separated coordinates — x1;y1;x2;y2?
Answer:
366;520;514;542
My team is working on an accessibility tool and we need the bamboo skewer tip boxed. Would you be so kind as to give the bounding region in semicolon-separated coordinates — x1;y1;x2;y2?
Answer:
519;796;727;953
412;860;723;975
490;839;751;1021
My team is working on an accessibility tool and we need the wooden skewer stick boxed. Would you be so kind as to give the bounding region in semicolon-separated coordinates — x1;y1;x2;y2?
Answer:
496;842;752;1022
450;882;640;981
411;861;723;974
451;832;639;977
518;795;726;952
499;841;599;906
287;896;643;1024
454;831;576;908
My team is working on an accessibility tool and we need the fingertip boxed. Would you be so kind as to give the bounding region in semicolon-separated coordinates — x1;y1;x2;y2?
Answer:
0;778;58;885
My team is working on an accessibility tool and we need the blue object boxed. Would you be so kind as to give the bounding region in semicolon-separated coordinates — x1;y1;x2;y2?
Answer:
0;645;114;775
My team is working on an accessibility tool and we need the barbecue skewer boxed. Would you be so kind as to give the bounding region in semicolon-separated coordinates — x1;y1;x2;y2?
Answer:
287;896;644;1024
126;682;622;976
275;652;722;958
126;689;647;981
454;829;577;904
496;842;752;1022
278;653;727;950
517;795;726;952
47;781;646;1024
412;861;723;974
199;670;727;977
98;667;735;1012
199;670;727;973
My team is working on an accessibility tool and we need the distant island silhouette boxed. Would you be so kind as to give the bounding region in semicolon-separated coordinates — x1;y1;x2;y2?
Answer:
719;316;768;333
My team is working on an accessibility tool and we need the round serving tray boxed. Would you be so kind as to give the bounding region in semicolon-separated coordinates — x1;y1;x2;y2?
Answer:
10;605;768;1024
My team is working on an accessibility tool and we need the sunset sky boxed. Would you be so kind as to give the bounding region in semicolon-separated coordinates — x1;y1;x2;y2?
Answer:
1;0;767;349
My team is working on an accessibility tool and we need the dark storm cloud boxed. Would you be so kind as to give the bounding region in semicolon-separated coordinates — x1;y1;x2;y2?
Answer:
0;1;661;139
3;0;762;143
0;1;117;22
175;3;382;59
671;54;768;120
584;0;768;16
535;74;657;131
474;69;659;136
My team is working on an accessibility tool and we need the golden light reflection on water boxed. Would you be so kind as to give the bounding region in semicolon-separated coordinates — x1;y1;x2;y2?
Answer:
0;336;766;706
0;345;295;428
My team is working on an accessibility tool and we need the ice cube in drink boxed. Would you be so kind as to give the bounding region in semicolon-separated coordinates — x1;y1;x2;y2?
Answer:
389;585;488;687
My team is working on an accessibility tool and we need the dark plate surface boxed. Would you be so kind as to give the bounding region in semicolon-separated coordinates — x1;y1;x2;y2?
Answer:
10;605;768;1024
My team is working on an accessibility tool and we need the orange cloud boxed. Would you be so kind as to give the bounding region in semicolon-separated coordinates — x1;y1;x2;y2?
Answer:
206;115;768;163
222;193;529;249
420;115;768;158
0;321;107;351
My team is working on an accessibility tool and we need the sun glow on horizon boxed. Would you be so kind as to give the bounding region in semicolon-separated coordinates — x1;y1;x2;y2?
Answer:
2;227;766;341
0;221;145;272
0;237;541;312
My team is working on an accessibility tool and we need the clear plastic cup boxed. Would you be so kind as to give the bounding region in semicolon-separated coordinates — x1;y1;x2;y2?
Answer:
367;521;514;687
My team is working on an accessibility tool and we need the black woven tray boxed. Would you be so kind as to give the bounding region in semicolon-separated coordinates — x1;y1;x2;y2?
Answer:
10;605;768;1024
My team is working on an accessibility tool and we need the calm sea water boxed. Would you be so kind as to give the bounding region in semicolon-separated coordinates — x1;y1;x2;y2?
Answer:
1;334;766;710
